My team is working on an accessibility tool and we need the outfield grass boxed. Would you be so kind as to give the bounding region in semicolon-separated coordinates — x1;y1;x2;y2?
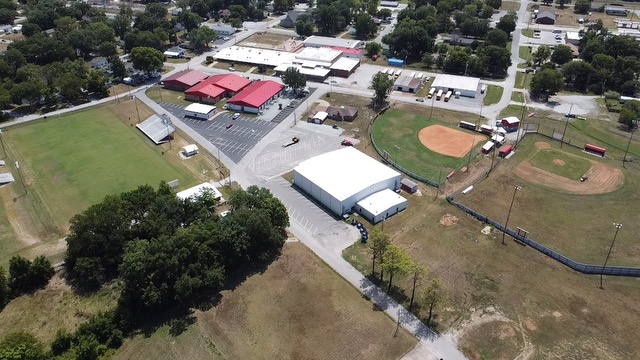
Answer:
372;108;485;182
146;86;192;106
483;85;503;106
3;102;202;232
529;148;592;179
116;243;417;359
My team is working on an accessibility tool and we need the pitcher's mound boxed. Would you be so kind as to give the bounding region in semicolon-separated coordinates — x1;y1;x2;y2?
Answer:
418;125;486;158
553;159;565;166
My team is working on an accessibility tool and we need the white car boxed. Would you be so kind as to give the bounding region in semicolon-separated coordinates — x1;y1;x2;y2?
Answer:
223;36;230;41
232;113;240;119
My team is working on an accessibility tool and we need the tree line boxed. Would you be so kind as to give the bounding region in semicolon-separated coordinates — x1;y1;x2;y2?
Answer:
0;255;55;310
369;228;448;327
0;182;289;359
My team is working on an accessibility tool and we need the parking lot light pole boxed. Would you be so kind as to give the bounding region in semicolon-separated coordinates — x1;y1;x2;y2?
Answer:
600;223;622;289
502;185;522;246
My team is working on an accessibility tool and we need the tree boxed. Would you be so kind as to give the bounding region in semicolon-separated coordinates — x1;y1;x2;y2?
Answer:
381;244;412;293
486;29;508;48
557;0;566;9
190;26;217;52
532;44;551;65
574;0;591;14
354;13;377;40
273;0;294;13
421;278;448;326
0;332;49;360
369;71;394;106
130;47;166;74
0;267;8;308
496;13;516;35
281;66;306;92
443;48;469;74
620;100;640;128
409;264;427;310
369;228;390;279
109;56;127;79
530;68;564;98
295;20;314;38
551;45;574;65
86;69;109;97
365;42;382;58
178;10;202;32
379;8;392;19
486;0;501;9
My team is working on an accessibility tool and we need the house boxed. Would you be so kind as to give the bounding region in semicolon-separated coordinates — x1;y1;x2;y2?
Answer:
208;23;235;36
164;46;185;58
90;57;109;70
536;11;556;25
280;11;304;28
163;69;208;91
605;5;627;16
169;7;182;16
226;80;284;114
565;31;582;45
184;74;251;104
173;23;185;33
326;105;358;122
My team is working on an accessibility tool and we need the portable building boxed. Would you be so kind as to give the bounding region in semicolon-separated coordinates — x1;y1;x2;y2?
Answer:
498;144;513;157
491;134;505;145
182;144;199;157
479;124;493;135
481;141;495;154
355;189;408;224
400;178;418;194
388;58;405;67
184;103;217;120
292;147;401;216
459;121;477;131
584;144;606;157
310;111;329;124
501;116;520;132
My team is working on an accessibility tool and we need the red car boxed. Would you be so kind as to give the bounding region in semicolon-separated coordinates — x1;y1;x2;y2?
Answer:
341;140;353;146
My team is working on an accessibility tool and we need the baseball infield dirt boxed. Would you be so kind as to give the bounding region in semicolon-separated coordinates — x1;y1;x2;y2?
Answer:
515;143;624;194
418;125;486;158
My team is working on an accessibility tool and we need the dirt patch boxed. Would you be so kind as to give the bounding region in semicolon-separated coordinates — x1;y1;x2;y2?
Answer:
535;141;551;150
418;125;486;158
552;159;565;166
515;160;623;195
523;318;537;331
497;323;517;339
440;214;459;226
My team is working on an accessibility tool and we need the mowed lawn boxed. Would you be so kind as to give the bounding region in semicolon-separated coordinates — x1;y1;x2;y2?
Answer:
372;108;483;182
115;243;417;360
529;148;592;179
6;106;197;229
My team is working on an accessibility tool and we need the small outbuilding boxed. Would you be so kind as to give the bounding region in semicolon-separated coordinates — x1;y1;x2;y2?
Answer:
309;111;329;124
184;103;217;120
388;58;405;67
500;116;520;132
176;182;223;202
481;141;495;154
0;172;15;186
355;189;408;224
400;178;418;194
498;144;513;157
182;144;199;157
326;105;358;122
394;75;422;93
136;115;175;144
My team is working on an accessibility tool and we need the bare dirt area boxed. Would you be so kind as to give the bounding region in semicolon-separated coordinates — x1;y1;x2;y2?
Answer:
238;32;292;49
418;125;486;158
515;158;623;194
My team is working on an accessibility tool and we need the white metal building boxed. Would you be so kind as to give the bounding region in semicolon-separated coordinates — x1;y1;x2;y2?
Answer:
293;147;401;216
136;115;175;144
303;36;363;50
431;74;480;98
177;182;223;202
184;103;217;120
355;189;407;224
182;144;198;157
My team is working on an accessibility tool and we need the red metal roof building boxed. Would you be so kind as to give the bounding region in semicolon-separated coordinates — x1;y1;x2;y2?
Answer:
324;46;365;59
226;80;284;113
184;74;251;104
163;70;208;91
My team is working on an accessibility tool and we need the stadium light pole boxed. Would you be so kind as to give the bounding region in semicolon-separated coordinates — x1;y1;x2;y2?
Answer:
133;95;141;123
502;185;522;246
14;160;27;198
561;104;573;148
600;223;622;289
429;93;436;121
0;129;5;160
394;144;400;164
623;126;635;168
434;169;442;201
466;139;476;169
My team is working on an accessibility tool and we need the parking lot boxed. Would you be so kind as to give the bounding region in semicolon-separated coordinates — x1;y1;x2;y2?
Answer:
159;102;278;163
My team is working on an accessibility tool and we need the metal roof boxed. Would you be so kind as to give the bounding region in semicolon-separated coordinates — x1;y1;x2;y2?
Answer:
0;172;14;184
163;70;208;87
177;182;223;201
431;74;480;92
184;103;217;114
136;115;175;145
303;36;363;49
330;57;360;71
293;147;400;202
227;80;284;108
356;189;407;217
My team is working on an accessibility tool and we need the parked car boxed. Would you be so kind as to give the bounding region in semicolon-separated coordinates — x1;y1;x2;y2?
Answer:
226;124;233;129
555;35;562;40
341;139;353;146
232;113;240;119
416;98;425;102
229;67;235;71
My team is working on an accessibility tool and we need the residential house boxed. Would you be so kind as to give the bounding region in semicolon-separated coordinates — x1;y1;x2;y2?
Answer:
326;105;358;122
208;23;235;36
280;11;304;28
90;57;109;70
164;46;185;58
536;11;556;25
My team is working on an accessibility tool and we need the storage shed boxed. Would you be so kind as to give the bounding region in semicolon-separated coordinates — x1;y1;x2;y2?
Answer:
498;144;513;157
400;178;418;194
184;103;217;120
355;189;408;224
292;147;401;216
310;111;329;124
481;141;495;154
394;75;422;93
500;116;520;132
388;58;405;67
182;144;199;157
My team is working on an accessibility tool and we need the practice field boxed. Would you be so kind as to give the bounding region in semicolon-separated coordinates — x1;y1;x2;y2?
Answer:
419;125;486;158
115;243;417;359
372;109;486;182
2;102;205;234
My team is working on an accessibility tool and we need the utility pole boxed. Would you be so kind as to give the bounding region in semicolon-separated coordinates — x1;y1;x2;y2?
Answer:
600;223;622;289
133;96;141;123
0;129;5;160
623;127;635;168
434;169;442;201
502;185;522;245
429;93;436;120
467;140;476;169
561;104;573;148
394;144;400;164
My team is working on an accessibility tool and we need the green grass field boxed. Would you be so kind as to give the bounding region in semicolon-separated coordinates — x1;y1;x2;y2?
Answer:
529;148;592;179
515;72;531;89
483;85;503;106
371;108;485;182
4;105;200;232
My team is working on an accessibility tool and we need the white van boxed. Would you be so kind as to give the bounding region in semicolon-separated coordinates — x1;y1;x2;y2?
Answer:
395;69;402;76
427;87;436;98
436;89;444;100
381;68;388;75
